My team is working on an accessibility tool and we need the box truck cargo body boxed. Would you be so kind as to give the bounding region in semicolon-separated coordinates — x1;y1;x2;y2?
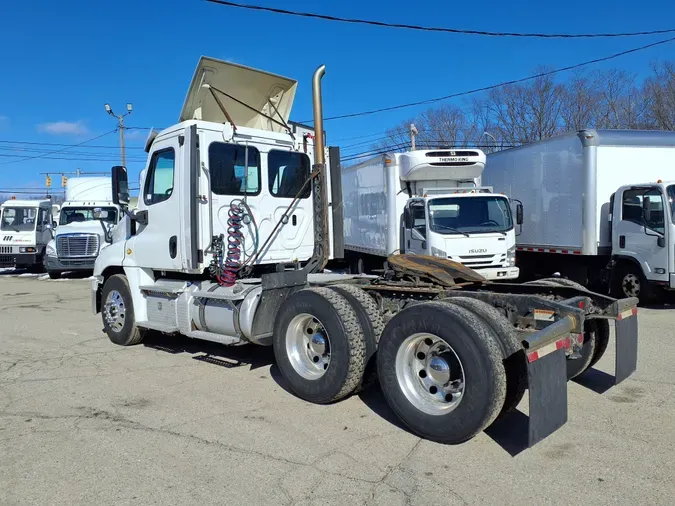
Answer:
483;129;675;299
342;149;520;280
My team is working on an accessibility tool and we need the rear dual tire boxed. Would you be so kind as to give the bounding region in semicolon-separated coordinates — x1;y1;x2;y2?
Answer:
272;287;368;404
525;277;609;379
376;301;507;444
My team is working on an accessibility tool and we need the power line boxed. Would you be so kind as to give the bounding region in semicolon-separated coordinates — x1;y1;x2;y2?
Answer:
0;154;147;163
206;1;675;39
0;140;145;150
303;35;675;122
0;129;119;166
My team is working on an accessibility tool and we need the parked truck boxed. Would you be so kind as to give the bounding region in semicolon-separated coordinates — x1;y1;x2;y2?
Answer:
91;56;639;447
342;149;521;280
0;198;55;271
44;177;121;279
482;129;675;302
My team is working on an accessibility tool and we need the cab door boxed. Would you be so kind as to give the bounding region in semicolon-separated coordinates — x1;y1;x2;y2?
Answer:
403;200;428;255
126;134;184;271
613;186;669;282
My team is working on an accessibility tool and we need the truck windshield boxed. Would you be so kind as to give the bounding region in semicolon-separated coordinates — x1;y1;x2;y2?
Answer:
668;185;675;223
59;207;118;225
1;207;37;232
427;196;513;235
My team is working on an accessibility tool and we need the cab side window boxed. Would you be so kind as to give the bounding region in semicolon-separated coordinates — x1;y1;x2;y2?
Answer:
144;149;176;205
209;143;261;196
268;150;311;199
622;188;665;234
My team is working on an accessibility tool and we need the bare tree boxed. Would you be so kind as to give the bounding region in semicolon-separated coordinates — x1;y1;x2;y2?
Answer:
643;61;675;130
560;70;598;131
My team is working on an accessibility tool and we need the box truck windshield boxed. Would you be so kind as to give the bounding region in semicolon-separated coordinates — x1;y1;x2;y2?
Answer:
668;185;675;220
1;207;37;232
428;196;513;235
59;206;118;225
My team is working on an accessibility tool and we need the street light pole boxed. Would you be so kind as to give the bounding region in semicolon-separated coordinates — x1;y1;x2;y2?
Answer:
104;103;133;166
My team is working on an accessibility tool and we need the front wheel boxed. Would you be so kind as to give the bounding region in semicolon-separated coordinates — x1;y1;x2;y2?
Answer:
101;274;145;346
612;263;653;303
377;301;506;444
47;271;61;280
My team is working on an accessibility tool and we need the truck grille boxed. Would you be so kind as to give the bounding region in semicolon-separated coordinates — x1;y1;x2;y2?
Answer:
56;234;99;258
453;253;506;268
0;254;13;266
0;246;12;254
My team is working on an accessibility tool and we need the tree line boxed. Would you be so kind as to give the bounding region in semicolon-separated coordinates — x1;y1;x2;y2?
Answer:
372;61;675;154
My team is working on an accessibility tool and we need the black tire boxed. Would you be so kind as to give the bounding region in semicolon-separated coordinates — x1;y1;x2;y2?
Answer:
349;256;365;275
328;284;384;391
529;277;597;379
566;321;597;380
440;297;527;418
101;274;145;346
272;287;367;404
587;319;610;370
535;277;586;290
612;262;653;304
47;271;61;280
377;301;506;444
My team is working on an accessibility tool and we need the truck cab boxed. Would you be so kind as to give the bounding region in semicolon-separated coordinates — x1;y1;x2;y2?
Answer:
403;188;522;280
44;177;122;279
609;180;675;298
0;198;54;271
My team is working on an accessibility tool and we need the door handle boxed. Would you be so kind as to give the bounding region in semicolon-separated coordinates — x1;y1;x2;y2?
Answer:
169;236;177;259
292;215;297;226
619;235;625;248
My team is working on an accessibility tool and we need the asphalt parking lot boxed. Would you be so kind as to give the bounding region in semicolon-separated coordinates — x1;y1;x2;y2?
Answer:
1;272;674;505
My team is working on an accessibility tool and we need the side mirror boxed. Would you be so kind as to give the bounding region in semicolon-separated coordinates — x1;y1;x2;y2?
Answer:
92;207;109;220
516;203;524;225
52;221;57;229
657;236;666;248
642;198;652;224
403;208;412;229
112;165;130;207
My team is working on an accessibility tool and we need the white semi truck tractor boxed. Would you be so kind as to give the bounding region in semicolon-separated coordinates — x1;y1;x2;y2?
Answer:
44;177;121;279
91;56;640;447
342;149;521;280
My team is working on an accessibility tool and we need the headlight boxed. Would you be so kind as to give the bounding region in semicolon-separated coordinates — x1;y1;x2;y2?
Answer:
506;245;516;266
46;243;56;256
19;247;37;253
431;246;447;258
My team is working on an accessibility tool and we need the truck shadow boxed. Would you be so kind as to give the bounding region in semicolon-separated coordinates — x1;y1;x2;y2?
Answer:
357;384;533;456
142;332;275;371
572;368;615;394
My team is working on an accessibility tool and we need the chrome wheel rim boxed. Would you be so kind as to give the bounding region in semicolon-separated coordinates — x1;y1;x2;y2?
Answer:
622;273;640;298
286;313;331;380
103;290;126;333
395;332;465;416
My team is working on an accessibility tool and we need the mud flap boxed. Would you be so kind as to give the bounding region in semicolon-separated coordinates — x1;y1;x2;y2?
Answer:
614;309;638;385
526;347;568;447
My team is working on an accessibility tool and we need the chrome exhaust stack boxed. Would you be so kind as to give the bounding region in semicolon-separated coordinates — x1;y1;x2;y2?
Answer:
305;64;329;273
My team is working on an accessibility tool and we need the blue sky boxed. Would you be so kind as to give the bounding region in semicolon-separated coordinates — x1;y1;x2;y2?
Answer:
1;0;674;192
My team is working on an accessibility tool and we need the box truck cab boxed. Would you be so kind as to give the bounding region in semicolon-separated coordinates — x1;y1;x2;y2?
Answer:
0;198;54;271
609;180;675;298
343;149;521;280
403;188;520;279
44;177;121;279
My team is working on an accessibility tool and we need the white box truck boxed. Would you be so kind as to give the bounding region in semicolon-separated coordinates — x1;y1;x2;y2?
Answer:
90;57;639;447
482;129;675;301
342;150;521;280
44;177;121;279
0;198;55;271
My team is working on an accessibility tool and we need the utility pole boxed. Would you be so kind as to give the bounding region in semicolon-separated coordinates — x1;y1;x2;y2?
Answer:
104;102;133;166
410;123;418;151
